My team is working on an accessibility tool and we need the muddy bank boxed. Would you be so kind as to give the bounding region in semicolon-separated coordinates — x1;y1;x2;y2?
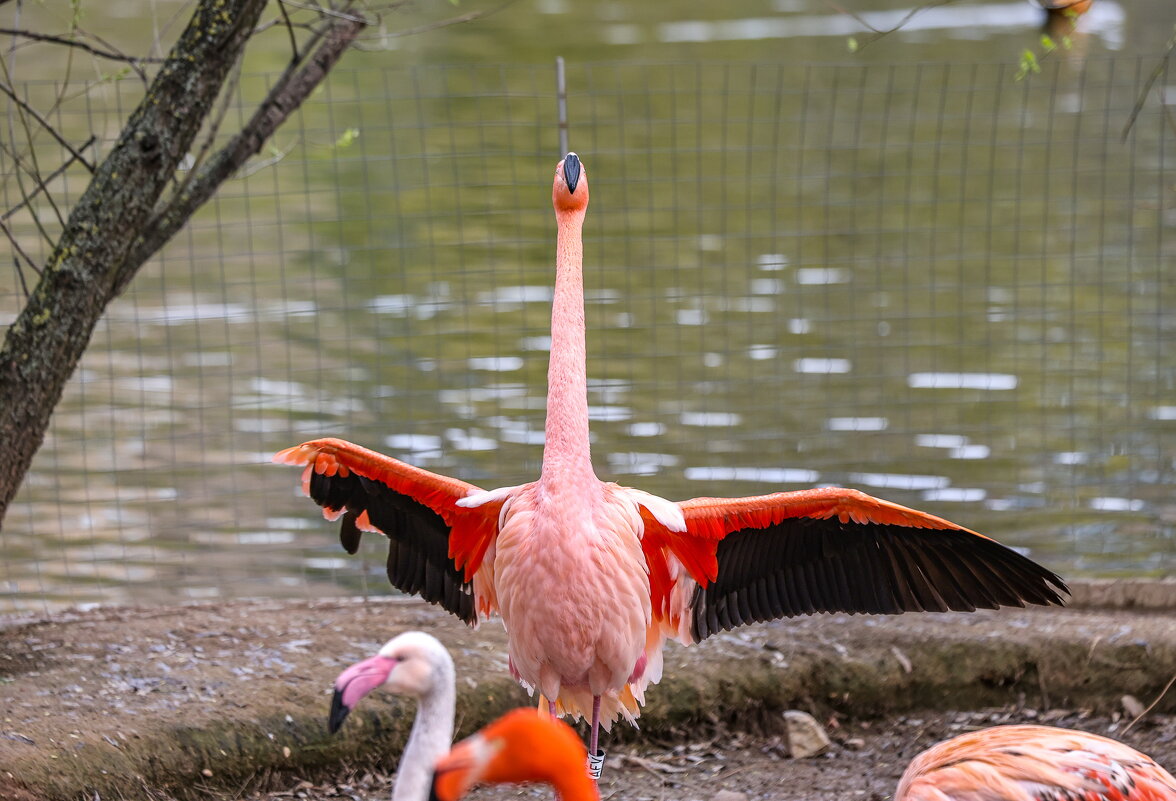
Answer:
1;583;1174;801
242;707;1176;801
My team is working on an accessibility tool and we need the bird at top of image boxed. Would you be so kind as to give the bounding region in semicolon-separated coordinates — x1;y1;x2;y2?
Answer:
1037;0;1093;15
1037;0;1093;37
273;152;1069;766
897;723;1176;801
429;708;598;801
327;631;456;801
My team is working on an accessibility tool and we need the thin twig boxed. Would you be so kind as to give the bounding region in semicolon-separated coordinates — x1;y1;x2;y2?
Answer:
1;134;96;221
278;0;368;24
0;59;65;239
113;11;367;294
9;256;29;298
0;80;95;172
42;4;84;183
276;0;301;64
822;0;960;51
1121;30;1176;142
0;27;165;65
0;15;59;246
253;16;317;36
74;27;152;83
0;216;43;295
172;54;243;199
374;9;487;39
1122;671;1176;733
149;0;197;61
0;138;66;232
352;0;511;49
236;140;292;178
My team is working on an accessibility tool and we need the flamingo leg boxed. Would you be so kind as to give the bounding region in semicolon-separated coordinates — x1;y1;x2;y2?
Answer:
590;695;601;755
585;695;606;781
548;698;558;717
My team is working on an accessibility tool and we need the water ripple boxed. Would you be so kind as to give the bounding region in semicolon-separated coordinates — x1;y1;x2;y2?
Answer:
685;466;819;484
908;372;1017;390
849;472;949;491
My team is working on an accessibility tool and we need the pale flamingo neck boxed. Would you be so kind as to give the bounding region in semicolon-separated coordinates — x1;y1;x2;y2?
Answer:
392;664;455;801
541;209;595;485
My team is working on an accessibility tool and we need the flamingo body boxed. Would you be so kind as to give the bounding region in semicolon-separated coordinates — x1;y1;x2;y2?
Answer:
898;725;1176;801
275;154;1068;750
493;481;651;718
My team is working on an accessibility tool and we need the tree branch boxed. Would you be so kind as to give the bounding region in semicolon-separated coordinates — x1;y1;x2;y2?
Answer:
1122;30;1175;142
0;137;66;234
0;80;95;173
276;0;301;64
0;0;274;523
1;134;96;221
821;0;961;51
114;12;367;294
0;26;166;65
170;53;243;201
278;0;368;24
0;216;41;289
374;9;487;39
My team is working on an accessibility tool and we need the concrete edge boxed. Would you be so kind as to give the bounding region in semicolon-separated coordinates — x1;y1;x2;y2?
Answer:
2;579;1175;631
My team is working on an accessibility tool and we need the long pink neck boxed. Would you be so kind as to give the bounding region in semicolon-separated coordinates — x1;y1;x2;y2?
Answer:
540;209;595;485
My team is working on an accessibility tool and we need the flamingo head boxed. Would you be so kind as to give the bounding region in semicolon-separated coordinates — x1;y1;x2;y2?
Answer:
553;152;589;214
328;630;453;734
430;709;590;801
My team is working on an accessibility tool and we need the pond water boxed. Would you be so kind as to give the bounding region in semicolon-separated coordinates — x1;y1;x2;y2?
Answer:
1;0;1173;612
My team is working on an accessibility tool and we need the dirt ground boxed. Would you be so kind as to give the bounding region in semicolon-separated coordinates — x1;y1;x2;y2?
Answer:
1;588;1174;801
247;708;1176;801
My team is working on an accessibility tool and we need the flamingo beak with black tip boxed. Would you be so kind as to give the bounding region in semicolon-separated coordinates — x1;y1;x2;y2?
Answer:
563;152;581;193
327;654;398;733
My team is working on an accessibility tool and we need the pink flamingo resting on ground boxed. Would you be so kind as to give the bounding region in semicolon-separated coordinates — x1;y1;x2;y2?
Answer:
426;716;1175;801
274;153;1068;762
898;724;1176;801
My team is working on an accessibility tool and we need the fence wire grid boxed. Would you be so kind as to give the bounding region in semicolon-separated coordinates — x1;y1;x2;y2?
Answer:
1;57;1173;613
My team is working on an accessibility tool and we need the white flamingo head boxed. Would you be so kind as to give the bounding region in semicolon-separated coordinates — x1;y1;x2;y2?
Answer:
328;630;454;733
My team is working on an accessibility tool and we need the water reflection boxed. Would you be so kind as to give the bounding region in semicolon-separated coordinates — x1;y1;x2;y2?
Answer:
794;358;852;374
4;37;1175;611
685;467;820;484
908;373;1018;391
826;417;888;432
849;472;950;491
924;488;987;503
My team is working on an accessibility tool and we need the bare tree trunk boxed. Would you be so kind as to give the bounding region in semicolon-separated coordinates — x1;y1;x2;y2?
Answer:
0;0;363;527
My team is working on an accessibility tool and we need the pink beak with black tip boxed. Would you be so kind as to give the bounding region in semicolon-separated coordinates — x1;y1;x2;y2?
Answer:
328;654;398;733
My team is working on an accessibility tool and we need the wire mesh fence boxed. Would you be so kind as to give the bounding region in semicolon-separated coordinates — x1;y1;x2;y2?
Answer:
1;56;1173;614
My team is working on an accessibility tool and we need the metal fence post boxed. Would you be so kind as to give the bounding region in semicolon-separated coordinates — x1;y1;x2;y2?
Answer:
556;56;569;155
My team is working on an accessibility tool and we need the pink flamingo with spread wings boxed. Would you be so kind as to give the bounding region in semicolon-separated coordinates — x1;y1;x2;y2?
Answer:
898;724;1176;801
274;153;1068;760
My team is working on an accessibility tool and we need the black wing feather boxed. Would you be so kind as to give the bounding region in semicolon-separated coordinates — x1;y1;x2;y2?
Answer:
307;469;476;625
689;517;1067;642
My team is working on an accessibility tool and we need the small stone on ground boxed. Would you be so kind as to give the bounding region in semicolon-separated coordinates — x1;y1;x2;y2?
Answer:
783;709;831;758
